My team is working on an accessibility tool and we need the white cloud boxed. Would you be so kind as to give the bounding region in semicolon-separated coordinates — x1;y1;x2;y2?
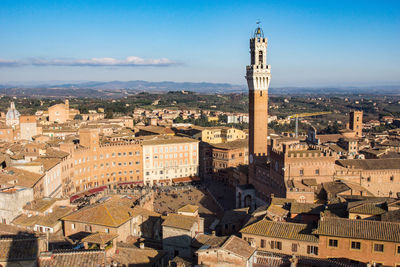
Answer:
0;56;179;67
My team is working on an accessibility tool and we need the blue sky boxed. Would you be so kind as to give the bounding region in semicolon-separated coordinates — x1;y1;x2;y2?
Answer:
0;0;399;86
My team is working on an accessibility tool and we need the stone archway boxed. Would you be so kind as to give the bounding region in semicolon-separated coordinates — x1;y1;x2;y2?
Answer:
244;194;252;208
236;184;256;211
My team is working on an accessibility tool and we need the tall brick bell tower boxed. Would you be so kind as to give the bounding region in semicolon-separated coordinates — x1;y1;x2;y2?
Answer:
246;25;271;186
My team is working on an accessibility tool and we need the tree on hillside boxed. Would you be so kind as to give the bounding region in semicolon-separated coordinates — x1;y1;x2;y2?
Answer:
74;114;83;120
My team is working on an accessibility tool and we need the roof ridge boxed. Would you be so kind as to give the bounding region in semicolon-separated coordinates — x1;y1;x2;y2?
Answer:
326;216;400;225
103;203;119;226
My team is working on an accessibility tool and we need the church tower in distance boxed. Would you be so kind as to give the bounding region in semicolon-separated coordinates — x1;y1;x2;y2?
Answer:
246;25;271;184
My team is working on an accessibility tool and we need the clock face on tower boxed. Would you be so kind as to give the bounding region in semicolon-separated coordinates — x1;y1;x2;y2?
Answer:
250;154;254;164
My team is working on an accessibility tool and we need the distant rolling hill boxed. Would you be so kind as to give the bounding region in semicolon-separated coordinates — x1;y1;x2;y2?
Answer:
0;80;399;97
0;80;246;93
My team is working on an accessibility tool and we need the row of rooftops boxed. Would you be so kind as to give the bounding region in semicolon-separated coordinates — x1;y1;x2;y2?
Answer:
240;215;400;244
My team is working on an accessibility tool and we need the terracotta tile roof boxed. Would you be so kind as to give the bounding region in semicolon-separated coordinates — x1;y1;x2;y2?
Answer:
131;206;161;218
38;250;105;267
322;181;350;197
341;181;373;196
81;232;118;245
0;236;39;261
43;148;69;159
170;256;193;266
24;198;57;212
35;206;75;227
162;213;198;231
0;167;43;188
290;203;325;215
337;158;400;170
137;125;173;135
0;223;32;235
348;203;386;216
314;217;400;242
178;204;199;213
317;134;343;143
302;178;318;187
62;196;136;227
327;144;346;153
211;139;248;150
13;205;74;228
112;246;166;266
267;205;289;218
240;219;318;243
192;234;228;249
140;135;198;146
32;158;61;171
381;209;400;222
221;235;256;259
12;214;39;227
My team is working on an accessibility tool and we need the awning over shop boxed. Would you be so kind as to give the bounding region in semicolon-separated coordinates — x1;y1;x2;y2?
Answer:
172;176;200;184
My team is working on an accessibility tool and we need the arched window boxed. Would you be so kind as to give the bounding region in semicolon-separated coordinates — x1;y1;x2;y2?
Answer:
259;51;263;65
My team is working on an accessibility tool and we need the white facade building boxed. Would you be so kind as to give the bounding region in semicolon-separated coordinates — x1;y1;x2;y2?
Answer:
142;136;199;185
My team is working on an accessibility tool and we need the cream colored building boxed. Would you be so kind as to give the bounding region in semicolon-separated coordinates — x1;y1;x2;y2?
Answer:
48;99;80;123
201;127;246;144
142;136;199;186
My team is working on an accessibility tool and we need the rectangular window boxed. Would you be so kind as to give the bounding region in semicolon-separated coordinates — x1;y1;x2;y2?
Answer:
374;243;384;252
271;241;282;250
292;243;298;252
307;245;318;255
300;169;304;176
261;239;266;248
351;241;361;250
328;239;338;248
71;223;75;229
397;245;400;254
